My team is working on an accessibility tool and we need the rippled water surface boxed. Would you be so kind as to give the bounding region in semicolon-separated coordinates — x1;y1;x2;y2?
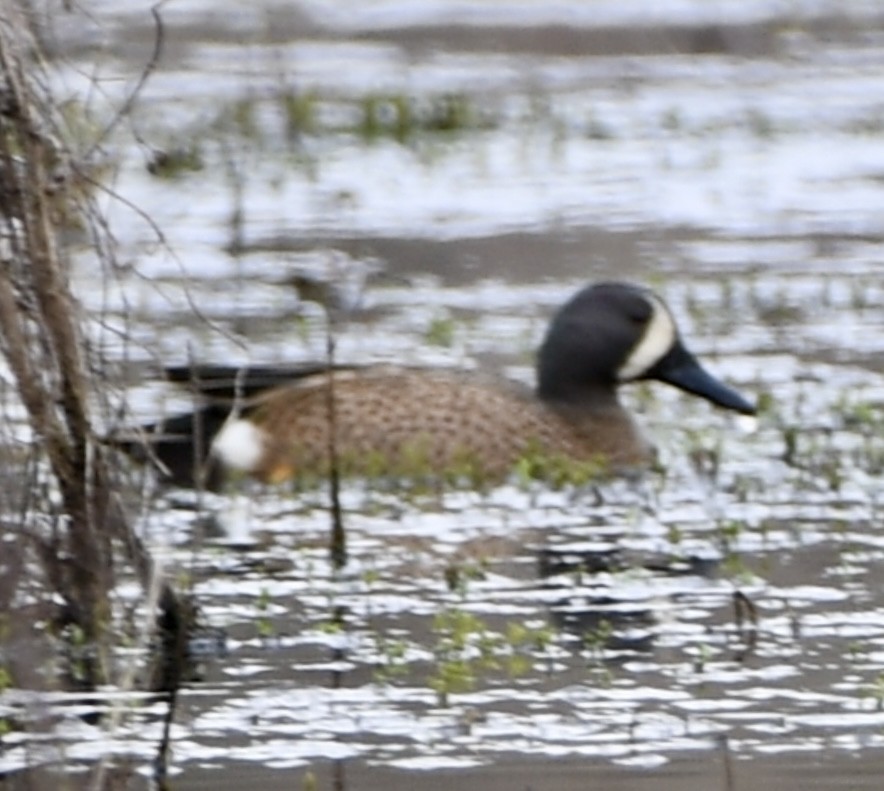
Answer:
4;1;884;789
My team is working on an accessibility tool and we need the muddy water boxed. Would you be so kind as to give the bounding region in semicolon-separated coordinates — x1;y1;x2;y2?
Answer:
5;2;884;789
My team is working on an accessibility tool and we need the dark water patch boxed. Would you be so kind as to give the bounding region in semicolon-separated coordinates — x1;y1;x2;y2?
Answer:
238;227;698;286
353;19;789;59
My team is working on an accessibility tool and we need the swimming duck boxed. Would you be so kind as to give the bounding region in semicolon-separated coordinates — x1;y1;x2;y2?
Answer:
125;281;755;489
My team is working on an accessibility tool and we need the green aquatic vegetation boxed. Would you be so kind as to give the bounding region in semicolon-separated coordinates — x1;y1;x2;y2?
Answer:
217;97;262;141
361;568;380;588
514;444;608;490
718;518;744;546
146;144;205;178
685;429;723;484
507;621;554;653
745;108;776;139
370;439;497;496
757;517;774;546
582;619;614;685
424;93;474;133
357;92;476;142
819;457;843;492
424;314;457;347
0;664;10;736
857;436;884;475
440;452;497;494
756;300;803;327
372;634;410;684
720;550;752;582
359;94;409;141
847;641;867;663
254;588;275;641
861;673;884;711
427;607;557;706
685;287;708;324
834;395;882;432
630;381;658;413
56;97;104;150
660;107;682;133
691;641;714;674
780;423;855;491
503;621;555;677
850;279;872;309
582;618;613;660
754;389;776;419
716;520;753;582
317;616;345;635
444;559;488;596
58;622;95;689
429;608;493;705
847;112;884;136
729;473;760;503
719;278;736;312
777;392;884;482
666;522;684;547
781;424;799;466
282;90;318;139
428;656;475;706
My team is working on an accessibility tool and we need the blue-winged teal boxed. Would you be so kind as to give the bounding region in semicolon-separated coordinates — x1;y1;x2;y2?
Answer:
125;281;755;489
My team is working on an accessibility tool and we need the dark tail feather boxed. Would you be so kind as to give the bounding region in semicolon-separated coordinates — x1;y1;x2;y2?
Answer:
112;405;230;491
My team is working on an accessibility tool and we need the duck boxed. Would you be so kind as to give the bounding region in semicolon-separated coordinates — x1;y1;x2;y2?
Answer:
121;281;755;490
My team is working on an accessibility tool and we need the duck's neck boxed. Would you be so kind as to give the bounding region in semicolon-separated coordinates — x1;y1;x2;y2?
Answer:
538;386;652;468
536;382;622;414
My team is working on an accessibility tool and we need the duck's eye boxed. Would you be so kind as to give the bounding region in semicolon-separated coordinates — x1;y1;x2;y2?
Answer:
625;300;652;326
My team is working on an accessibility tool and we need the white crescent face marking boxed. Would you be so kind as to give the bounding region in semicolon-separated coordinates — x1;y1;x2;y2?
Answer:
211;417;265;472
616;294;677;381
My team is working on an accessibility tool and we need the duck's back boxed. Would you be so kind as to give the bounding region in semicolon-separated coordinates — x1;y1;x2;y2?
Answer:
232;369;651;484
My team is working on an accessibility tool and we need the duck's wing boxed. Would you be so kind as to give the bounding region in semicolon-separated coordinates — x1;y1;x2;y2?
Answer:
163;363;361;402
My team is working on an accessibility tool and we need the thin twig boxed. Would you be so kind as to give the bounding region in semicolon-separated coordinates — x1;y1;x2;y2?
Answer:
84;0;168;159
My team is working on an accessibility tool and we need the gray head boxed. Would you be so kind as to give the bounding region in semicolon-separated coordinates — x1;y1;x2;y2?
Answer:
537;281;755;415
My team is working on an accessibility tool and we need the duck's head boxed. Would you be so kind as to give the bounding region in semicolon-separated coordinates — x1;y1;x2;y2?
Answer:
537;281;755;415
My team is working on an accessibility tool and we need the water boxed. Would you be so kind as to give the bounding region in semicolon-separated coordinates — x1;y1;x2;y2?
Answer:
3;1;884;789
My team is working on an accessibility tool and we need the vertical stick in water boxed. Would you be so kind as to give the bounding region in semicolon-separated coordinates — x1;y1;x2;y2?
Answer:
324;320;347;571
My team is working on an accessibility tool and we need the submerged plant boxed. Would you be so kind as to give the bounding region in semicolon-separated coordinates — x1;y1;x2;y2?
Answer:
514;443;608;490
359;94;405;141
372;634;410;684
429;608;490;705
716;520;753;582
691;641;714;674
424;314;457;347
862;673;884;711
356;91;477;142
146;143;204;178
255;588;274;641
302;769;318;791
581;618;614;685
283;89;318;140
427;607;557;706
444;559;489;597
685;428;723;484
0;663;11;736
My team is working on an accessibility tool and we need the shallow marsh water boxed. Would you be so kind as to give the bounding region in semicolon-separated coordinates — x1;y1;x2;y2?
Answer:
3;1;884;789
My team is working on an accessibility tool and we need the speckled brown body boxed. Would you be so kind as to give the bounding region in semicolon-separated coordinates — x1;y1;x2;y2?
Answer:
245;368;652;484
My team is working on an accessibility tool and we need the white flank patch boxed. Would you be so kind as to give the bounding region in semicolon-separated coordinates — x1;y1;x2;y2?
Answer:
211;418;265;472
617;294;677;381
